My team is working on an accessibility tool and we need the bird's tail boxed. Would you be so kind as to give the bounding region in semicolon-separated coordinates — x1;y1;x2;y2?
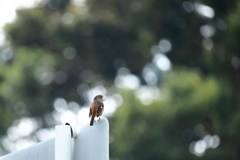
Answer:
90;112;96;126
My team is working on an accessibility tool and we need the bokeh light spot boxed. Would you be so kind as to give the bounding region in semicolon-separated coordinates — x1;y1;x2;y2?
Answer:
61;13;75;25
34;66;55;85
200;24;215;37
135;86;160;105
182;1;194;13
142;64;158;85
202;38;213;50
153;53;171;72
63;47;77;60
195;2;215;18
115;74;140;90
158;39;172;53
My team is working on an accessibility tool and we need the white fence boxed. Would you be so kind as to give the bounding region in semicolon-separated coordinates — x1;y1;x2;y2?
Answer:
0;117;109;160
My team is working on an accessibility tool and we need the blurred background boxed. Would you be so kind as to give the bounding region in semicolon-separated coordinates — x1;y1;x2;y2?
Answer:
0;0;239;159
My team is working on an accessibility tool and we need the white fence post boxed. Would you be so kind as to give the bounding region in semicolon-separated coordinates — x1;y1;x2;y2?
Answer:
55;125;72;160
73;117;109;160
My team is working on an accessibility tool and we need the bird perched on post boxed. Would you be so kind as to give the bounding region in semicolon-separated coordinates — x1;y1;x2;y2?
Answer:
89;95;104;126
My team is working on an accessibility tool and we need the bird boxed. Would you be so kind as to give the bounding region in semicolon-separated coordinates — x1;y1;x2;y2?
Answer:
89;95;104;126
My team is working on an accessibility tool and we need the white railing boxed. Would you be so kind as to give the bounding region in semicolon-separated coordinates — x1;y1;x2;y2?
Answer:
0;117;109;160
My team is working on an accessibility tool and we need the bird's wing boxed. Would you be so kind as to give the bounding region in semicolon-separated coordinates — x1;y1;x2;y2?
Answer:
97;102;104;117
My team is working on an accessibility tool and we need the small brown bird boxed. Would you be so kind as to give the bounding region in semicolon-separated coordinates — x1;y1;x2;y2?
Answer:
89;95;104;126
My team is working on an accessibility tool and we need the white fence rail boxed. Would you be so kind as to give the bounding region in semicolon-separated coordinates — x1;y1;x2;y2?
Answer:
0;117;109;160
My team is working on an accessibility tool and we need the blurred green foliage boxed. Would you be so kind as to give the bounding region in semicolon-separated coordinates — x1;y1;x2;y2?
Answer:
0;48;57;134
110;70;231;160
0;48;56;113
0;0;240;159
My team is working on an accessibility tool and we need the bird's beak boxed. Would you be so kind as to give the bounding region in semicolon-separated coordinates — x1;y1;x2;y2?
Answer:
102;98;105;101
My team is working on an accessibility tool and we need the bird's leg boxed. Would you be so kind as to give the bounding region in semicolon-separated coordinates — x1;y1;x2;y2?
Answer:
98;117;101;121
